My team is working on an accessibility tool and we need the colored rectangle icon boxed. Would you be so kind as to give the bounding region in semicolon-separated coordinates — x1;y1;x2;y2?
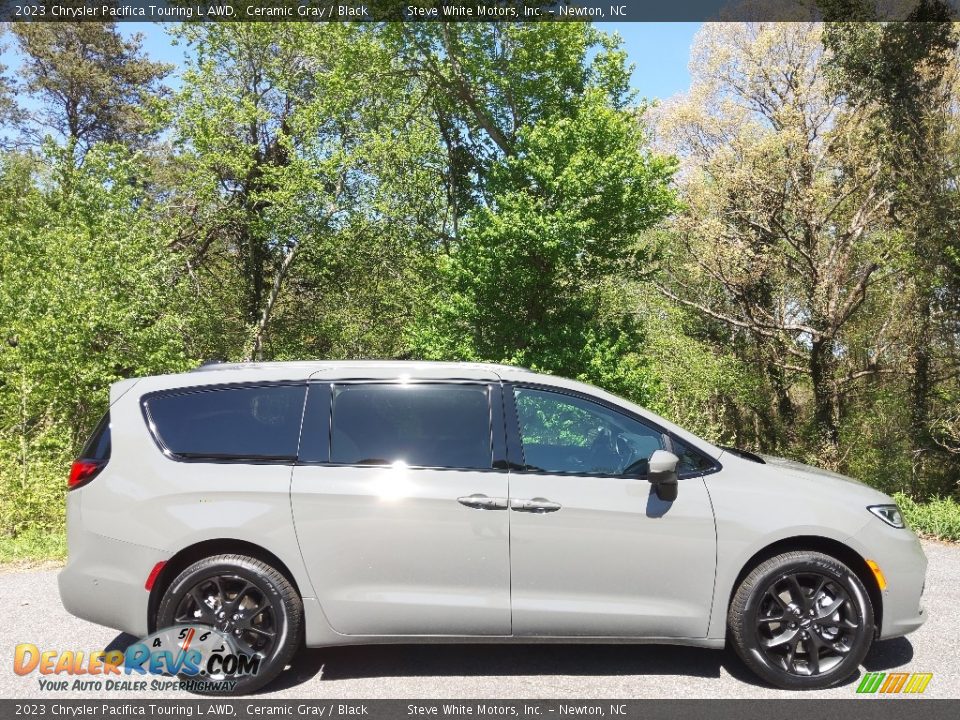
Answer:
856;672;932;694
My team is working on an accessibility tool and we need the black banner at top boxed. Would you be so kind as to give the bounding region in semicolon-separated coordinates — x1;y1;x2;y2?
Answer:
1;0;958;22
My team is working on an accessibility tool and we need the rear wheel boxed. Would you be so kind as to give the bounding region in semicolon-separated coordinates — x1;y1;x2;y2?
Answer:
728;551;874;689
157;554;302;695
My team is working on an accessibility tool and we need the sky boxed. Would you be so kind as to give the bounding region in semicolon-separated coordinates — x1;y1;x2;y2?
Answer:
0;21;698;136
0;21;699;147
608;22;700;101
119;21;701;101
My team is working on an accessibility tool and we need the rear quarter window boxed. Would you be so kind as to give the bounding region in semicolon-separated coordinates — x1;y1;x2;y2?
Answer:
143;384;307;461
81;412;111;460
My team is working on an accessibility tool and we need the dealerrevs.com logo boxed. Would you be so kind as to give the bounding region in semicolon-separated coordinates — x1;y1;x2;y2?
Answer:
856;672;933;695
13;625;260;693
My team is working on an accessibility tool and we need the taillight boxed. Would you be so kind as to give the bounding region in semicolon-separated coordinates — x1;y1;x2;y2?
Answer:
68;459;106;490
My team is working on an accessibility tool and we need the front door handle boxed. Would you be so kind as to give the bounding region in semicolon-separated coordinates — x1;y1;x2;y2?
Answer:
457;494;508;510
511;497;562;513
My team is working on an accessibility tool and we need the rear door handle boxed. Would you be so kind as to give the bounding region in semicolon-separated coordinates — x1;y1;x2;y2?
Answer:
511;497;562;513
457;494;508;510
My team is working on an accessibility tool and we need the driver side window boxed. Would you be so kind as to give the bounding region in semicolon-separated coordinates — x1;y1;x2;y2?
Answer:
513;388;666;476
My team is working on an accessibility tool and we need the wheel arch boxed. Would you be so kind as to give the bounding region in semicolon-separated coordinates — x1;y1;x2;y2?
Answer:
726;535;884;637
147;538;303;633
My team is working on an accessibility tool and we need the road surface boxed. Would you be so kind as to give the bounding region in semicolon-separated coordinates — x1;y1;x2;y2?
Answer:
1;540;956;700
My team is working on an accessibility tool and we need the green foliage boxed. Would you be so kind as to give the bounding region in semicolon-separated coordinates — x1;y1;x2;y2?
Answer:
2;23;960;559
631;287;762;445
10;23;171;149
824;16;960;489
0;526;66;563
824;7;956;127
839;386;915;496
0;144;190;541
412;89;676;407
515;391;597;448
171;23;442;361
386;22;633;179
896;493;960;543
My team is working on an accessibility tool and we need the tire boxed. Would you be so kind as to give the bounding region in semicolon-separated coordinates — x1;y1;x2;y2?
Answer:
156;554;303;695
728;550;874;690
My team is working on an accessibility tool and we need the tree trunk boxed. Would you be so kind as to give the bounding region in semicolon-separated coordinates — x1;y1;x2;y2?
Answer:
810;338;839;466
768;353;795;448
247;243;299;362
906;196;940;487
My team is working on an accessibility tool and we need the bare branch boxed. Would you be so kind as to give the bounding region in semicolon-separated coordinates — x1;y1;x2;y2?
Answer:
654;283;820;339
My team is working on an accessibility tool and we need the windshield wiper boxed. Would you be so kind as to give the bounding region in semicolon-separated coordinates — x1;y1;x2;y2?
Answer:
720;446;765;464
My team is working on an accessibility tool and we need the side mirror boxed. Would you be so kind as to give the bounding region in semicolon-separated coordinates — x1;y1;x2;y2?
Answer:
648;450;679;502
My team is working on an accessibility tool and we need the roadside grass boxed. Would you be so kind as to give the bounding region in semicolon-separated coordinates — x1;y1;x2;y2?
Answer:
0;527;66;564
895;493;960;543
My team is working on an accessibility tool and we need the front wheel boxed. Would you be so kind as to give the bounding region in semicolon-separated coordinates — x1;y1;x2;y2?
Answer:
156;554;303;695
728;551;875;690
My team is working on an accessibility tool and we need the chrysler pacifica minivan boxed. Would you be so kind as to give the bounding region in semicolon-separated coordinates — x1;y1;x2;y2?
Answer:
59;361;927;693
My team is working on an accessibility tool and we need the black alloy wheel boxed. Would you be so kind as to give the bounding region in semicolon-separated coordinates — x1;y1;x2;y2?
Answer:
728;550;875;689
754;571;861;676
157;554;303;695
173;574;278;661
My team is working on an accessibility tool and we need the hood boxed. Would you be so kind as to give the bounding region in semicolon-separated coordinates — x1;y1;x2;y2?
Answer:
758;454;865;487
755;453;892;505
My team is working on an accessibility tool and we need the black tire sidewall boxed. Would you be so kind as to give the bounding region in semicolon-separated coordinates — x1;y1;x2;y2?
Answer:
732;552;875;690
156;555;301;695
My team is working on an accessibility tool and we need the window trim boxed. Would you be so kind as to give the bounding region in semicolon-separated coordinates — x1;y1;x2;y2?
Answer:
296;382;332;464
140;381;308;465
139;377;720;476
504;382;722;480
312;379;505;473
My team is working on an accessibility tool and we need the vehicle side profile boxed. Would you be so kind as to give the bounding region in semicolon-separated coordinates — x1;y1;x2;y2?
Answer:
59;361;927;693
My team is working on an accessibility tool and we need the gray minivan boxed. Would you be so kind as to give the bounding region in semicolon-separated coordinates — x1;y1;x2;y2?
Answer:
59;361;927;693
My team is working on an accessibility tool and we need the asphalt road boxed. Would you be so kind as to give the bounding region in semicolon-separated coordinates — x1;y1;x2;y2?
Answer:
1;540;957;700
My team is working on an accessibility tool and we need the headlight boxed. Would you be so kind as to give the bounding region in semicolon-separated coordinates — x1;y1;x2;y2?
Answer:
868;504;905;529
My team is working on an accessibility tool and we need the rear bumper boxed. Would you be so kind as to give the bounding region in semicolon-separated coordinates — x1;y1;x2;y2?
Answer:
58;492;166;638
848;517;927;640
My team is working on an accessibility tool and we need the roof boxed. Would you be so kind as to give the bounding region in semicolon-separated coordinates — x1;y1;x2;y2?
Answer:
190;359;530;375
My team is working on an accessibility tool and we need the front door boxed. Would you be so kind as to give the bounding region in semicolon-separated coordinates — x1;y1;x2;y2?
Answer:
506;385;717;638
291;381;511;636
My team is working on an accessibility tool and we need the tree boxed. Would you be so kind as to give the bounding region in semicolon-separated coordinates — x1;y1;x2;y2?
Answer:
0;144;189;538
654;23;898;464
0;29;23;144
824;9;960;488
388;23;633;243
10;23;170;153
409;25;675;402
171;23;442;361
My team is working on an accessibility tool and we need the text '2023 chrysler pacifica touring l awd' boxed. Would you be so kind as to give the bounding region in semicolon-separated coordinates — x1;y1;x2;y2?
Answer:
59;361;927;693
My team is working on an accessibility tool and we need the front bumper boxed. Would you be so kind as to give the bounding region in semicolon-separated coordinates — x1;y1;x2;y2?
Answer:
848;516;927;640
